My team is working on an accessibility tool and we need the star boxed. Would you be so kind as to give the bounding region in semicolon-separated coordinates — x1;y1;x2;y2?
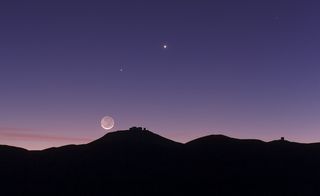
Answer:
163;44;168;49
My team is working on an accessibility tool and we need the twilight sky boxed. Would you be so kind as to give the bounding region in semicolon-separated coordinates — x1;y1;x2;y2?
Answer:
1;0;320;150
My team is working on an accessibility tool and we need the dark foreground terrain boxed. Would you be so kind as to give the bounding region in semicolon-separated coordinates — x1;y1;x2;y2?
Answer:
1;128;320;196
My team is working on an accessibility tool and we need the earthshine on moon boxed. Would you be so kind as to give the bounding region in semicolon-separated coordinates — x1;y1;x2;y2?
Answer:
101;116;115;130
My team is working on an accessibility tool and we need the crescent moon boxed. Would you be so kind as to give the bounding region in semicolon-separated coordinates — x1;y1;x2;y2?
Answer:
101;116;115;130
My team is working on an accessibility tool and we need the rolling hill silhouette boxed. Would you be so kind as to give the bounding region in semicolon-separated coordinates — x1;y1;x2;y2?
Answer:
1;127;320;196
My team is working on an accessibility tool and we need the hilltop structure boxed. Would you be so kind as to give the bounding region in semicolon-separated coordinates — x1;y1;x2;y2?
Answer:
129;126;147;131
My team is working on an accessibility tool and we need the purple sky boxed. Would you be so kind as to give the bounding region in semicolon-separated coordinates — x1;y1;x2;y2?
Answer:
1;1;320;150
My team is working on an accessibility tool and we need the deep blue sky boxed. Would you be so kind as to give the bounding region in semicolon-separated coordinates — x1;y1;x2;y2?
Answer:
1;0;320;149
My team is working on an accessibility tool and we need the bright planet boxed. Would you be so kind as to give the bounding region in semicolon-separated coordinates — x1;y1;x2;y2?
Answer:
101;116;115;130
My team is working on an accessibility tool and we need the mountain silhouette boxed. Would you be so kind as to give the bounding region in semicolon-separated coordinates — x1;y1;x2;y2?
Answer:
89;128;181;149
1;128;320;196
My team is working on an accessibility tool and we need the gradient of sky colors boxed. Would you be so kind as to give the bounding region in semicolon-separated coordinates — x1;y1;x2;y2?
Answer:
1;1;320;149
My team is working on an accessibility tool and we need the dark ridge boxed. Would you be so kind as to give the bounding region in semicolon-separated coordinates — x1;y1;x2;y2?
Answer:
43;144;80;151
83;128;183;160
1;128;320;196
186;134;265;147
186;134;238;144
0;145;28;152
89;128;181;147
268;138;301;145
